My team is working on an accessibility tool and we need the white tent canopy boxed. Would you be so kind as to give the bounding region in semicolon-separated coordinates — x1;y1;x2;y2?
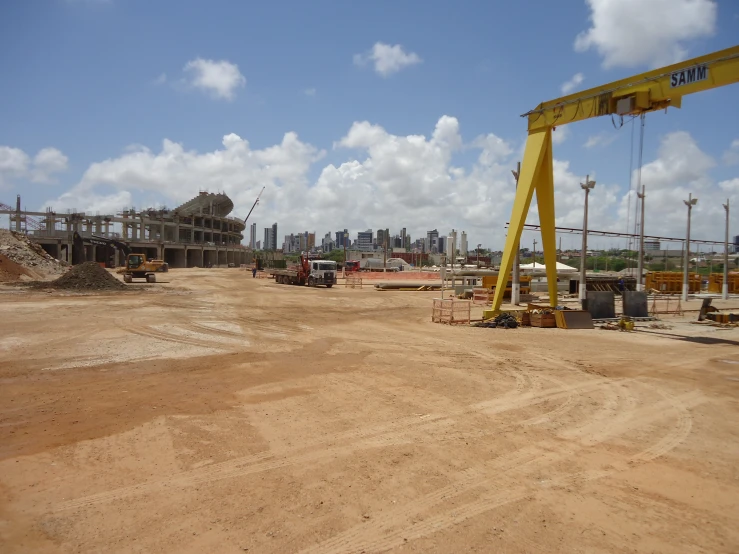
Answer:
519;261;578;273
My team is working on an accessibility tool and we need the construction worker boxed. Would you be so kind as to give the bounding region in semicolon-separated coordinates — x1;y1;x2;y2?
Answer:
252;266;257;278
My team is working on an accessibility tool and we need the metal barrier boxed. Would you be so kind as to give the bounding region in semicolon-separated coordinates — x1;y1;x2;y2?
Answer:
649;295;683;316
345;275;363;288
432;298;471;325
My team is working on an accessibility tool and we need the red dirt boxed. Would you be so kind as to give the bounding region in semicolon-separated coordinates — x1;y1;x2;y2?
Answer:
0;253;30;282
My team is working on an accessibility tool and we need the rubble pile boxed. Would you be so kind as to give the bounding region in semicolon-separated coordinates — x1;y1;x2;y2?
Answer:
0;230;66;280
45;262;126;291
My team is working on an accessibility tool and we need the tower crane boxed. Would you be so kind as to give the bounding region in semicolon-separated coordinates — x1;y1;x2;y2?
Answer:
243;186;265;225
492;45;739;314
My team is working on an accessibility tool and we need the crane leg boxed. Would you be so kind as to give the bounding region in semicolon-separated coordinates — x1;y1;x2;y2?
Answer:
535;131;559;307
491;128;552;313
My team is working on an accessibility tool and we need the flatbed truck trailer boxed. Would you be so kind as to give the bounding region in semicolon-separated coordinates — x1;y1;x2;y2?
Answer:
269;256;337;287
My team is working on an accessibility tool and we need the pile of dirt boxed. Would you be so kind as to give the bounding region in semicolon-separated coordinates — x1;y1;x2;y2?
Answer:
0;229;66;280
45;262;126;291
0;253;32;282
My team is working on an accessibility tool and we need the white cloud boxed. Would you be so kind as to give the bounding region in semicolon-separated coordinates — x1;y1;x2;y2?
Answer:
719;178;739;193
0;145;67;188
574;0;717;68
183;58;246;100
31;148;69;183
353;42;422;77
583;132;617;149
39;122;735;248
723;139;739;165
616;131;736;241
304;88;316;97
154;73;167;85
551;126;570;145
561;72;584;94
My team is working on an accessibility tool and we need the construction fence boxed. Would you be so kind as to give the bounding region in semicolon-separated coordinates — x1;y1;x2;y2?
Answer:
432;298;471;325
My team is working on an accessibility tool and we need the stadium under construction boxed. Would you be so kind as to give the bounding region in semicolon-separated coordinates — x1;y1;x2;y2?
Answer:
0;192;249;268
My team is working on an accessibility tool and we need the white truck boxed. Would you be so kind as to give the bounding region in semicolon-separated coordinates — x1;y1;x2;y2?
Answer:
269;255;337;287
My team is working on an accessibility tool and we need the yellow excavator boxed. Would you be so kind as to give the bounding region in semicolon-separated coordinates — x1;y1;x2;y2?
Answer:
117;253;167;283
72;232;167;283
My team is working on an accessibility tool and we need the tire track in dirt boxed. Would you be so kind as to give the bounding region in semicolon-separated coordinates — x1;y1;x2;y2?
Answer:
298;387;702;554
54;373;627;513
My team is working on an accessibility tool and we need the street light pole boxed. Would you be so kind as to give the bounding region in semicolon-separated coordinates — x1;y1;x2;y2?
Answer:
579;175;596;305
682;193;698;302
343;232;348;277
636;185;646;291
511;162;521;305
477;243;481;269
723;199;730;300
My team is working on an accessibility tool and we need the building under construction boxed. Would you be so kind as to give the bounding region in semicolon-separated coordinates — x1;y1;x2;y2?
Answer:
0;192;249;268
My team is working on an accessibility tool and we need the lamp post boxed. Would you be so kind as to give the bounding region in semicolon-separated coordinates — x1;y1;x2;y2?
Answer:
682;193;697;302
343;232;348;277
579;175;596;305
636;185;646;291
723;199;730;300
511;162;521;305
477;243;481;268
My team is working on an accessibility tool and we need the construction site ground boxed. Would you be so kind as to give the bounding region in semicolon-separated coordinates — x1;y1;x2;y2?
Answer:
1;269;738;553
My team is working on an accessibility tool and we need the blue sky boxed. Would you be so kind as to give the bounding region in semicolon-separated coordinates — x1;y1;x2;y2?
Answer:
1;0;737;250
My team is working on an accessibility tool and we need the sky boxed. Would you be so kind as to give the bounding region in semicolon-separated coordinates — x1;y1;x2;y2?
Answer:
1;0;738;252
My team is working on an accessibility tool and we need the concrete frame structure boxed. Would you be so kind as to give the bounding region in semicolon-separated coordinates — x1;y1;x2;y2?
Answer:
1;192;249;268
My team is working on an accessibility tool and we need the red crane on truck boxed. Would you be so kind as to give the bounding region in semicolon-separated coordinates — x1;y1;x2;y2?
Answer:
269;255;337;287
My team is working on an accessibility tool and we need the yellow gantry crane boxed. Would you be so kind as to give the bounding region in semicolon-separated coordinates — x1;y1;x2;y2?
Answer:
492;45;739;313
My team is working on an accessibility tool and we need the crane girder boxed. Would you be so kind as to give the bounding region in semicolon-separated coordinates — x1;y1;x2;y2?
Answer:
489;45;739;315
525;45;739;132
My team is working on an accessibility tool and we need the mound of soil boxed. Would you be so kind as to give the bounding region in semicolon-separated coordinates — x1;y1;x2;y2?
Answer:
0;253;32;282
0;229;65;280
46;262;126;291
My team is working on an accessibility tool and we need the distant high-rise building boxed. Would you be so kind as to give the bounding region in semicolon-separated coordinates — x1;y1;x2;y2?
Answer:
263;223;278;250
376;229;386;249
426;229;439;253
400;227;407;249
448;229;457;258
460;231;468;258
249;222;257;249
321;232;335;252
335;229;349;248
437;236;446;256
256;240;261;250
357;229;373;250
733;235;739;253
307;232;315;250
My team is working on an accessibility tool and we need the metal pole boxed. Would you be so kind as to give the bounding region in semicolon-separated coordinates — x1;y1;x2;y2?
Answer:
723;199;730;300
511;162;521;305
682;193;697;302
343;232;347;278
637;185;646;291
579;175;596;305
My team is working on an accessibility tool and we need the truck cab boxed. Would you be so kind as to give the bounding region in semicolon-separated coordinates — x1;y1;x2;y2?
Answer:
308;260;337;287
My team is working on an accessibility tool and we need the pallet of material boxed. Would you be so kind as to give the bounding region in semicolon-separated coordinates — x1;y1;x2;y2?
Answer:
530;313;556;328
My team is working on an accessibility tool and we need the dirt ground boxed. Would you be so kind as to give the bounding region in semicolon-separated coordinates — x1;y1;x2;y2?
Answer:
1;269;738;553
